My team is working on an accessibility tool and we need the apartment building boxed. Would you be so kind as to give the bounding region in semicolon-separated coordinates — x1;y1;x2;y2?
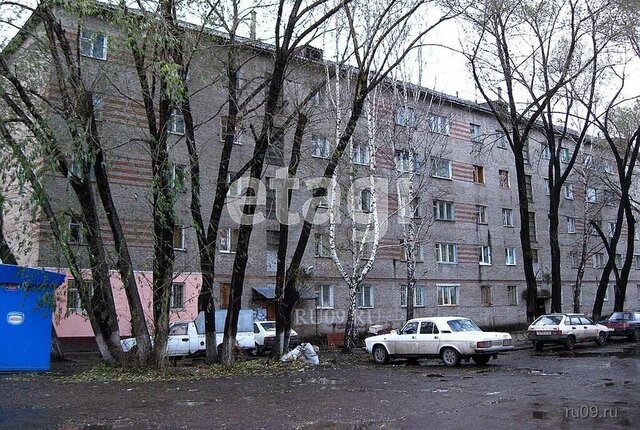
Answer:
2;5;638;343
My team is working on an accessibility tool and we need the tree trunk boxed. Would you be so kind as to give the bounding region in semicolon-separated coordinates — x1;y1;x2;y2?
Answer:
342;284;358;352
549;187;562;313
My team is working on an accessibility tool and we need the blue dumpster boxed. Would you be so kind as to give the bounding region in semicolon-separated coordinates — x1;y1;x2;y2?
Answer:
0;264;65;371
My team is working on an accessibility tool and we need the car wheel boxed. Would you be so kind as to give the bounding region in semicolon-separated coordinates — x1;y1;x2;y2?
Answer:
441;347;462;367
372;345;389;364
564;335;576;351
629;329;640;342
595;331;607;346
472;355;490;365
534;341;544;351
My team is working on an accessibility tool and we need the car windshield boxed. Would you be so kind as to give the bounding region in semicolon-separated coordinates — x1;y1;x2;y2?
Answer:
261;322;276;331
447;319;481;332
169;323;188;336
532;315;563;326
608;312;632;321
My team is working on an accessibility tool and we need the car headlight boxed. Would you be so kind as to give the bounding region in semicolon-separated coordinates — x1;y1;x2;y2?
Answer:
502;339;512;346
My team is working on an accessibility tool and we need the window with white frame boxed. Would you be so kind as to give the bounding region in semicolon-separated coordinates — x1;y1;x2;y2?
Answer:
437;284;459;306
635;255;640;270
529;212;537;242
502;208;514;227
507;286;518;305
525;175;533;202
401;285;425;307
352;141;371;165
544;178;551;195
433;200;454;221
69;216;85;244
615;253;623;267
400;241;424;262
505;247;517;265
314;233;331;257
608;222;616;237
569;252;579;268
227;172;242;197
603;190;615;206
66;279;83;313
476;205;487;224
480;285;492;306
496;130;507;148
637;284;640;300
499;170;510;188
80;29;108;60
479;246;492;265
586;187;597;203
168;109;185;135
360;188;373;213
396;107;417;127
173;225;186;250
316;285;334;309
567;217;576;234
531;249;539;273
561;147;571;163
541;144;551;159
428;114;450;134
356;284;374;308
436;242;457;264
220;228;239;253
395;150;412;173
592;252;604;268
522;140;530;164
312;135;330;158
170;283;185;310
470;123;481;142
564;184;574;200
431;158;452;179
91;93;103;120
171;163;186;192
410;197;421;218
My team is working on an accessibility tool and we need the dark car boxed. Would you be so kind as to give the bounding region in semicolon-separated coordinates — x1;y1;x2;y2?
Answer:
600;311;640;341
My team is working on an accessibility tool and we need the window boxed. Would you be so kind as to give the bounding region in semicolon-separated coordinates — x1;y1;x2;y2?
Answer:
637;285;640;301
544;178;551;196
476;205;487;224
522;140;530;164
531;249;539;272
567;217;576;234
70;155;96;180
592;252;604;268
265;177;277;219
479;246;492;265
428;114;449;134
356;284;374;308
220;228;239;253
473;165;485;184
561;147;571;163
591;219;602;236
603;190;615;206
470;123;481;142
316;285;333;309
507;286;518;305
505;247;517;265
525;175;533;202
586;187;597;203
170;283;185;310
173;225;186;250
266;127;285;165
541;144;551;159
436;242;457;264
401;285;426;307
91;93;103;120
569;252;579;269
396;107;416;127
266;230;280;249
564;184;574;200
496;130;507;148
499;170;510;188
410;197;421;218
481;285;492;306
171;163;186;192
168;109;185;135
529;212;537;242
311;89;324;106
615;253;623;267
431;158;452;179
69;217;85;244
636;229;640;240
502;208;513;227
360;189;373;213
314;233;331;257
66;279;83;313
220;116;243;145
227;172;242;197
608;222;616;237
400;241;424;262
433;200;454;221
395;150;412;173
635;255;640;270
437;284;459;306
312;135;330;158
80;29;107;60
352;141;370;165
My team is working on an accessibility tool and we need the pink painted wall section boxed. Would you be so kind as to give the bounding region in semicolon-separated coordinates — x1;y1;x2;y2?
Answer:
50;269;202;338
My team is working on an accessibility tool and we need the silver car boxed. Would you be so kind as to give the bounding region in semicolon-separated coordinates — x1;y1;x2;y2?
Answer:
528;313;610;351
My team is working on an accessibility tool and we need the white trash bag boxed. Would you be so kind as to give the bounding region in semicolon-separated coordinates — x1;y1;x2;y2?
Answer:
280;342;320;365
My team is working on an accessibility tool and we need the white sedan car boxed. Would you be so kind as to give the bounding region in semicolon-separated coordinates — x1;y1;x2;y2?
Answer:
528;313;610;351
365;317;513;367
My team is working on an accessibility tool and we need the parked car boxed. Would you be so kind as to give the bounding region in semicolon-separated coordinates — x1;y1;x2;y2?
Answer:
599;311;640;341
364;317;513;367
121;310;255;357
527;313;610;351
253;321;299;354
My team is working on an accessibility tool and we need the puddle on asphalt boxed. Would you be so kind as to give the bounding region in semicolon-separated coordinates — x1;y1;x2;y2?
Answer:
532;410;549;420
177;401;206;406
308;377;342;385
60;426;113;429
528;369;565;376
